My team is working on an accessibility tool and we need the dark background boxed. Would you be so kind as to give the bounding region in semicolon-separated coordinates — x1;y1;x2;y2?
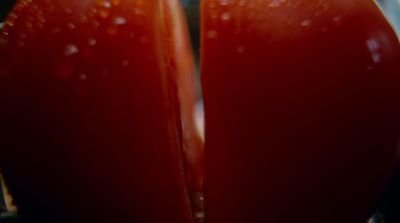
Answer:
0;0;16;22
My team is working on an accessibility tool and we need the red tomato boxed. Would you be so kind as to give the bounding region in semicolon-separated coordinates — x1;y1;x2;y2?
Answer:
0;0;201;222
201;0;400;222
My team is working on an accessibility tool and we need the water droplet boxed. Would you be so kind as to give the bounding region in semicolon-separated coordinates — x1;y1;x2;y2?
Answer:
134;8;145;15
79;73;88;80
99;9;110;18
67;23;75;29
79;15;88;23
121;59;130;66
114;16;127;25
92;20;100;29
17;41;25;48
208;2;217;8
64;8;72;14
237;46;245;53
88;38;97;46
219;0;230;6
210;10;218;19
206;30;218;39
65;44;79;56
90;8;98;14
269;0;285;8
195;212;205;219
366;38;382;64
301;19;311;27
221;12;231;21
51;28;61;33
322;2;329;11
5;20;14;28
102;0;112;8
333;15;342;25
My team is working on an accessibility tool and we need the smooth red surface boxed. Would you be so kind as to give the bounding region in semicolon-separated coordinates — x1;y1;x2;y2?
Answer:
202;1;400;222
0;0;200;222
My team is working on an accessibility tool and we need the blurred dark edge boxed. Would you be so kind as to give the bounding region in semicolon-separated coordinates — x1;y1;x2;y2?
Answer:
0;213;19;223
0;0;16;22
184;0;200;63
0;0;15;216
0;0;16;218
374;169;400;223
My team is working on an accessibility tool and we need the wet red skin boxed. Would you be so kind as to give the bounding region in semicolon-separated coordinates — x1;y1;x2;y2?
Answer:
0;0;200;222
202;0;400;223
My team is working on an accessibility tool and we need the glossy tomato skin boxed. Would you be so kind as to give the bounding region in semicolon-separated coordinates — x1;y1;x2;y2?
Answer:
0;0;199;222
202;1;400;222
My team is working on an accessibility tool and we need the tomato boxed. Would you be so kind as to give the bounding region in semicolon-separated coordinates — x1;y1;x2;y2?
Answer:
0;0;201;222
201;0;400;222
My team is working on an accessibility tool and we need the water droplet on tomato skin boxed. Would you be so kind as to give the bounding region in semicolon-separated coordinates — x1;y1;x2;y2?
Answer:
301;19;312;27
206;30;218;39
64;44;79;56
219;0;230;6
236;46;245;54
221;12;231;21
88;38;97;46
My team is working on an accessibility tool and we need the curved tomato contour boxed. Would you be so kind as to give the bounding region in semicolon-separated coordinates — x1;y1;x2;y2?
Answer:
161;0;205;220
201;0;400;223
0;0;201;222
